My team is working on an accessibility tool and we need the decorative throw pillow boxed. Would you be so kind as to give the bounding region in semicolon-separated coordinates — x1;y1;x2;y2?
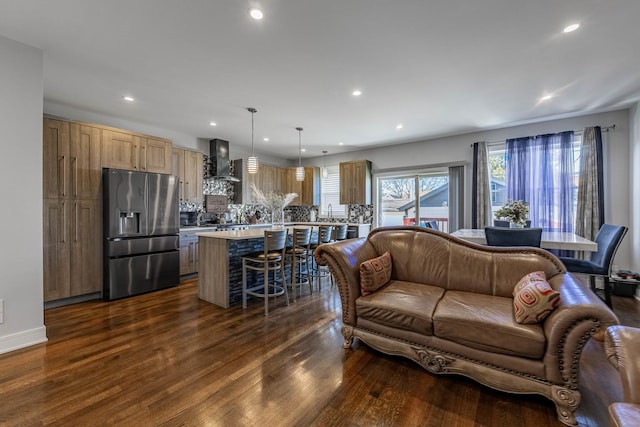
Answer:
360;251;392;296
513;271;560;324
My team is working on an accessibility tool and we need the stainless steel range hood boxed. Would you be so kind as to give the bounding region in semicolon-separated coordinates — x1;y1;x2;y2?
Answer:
206;138;240;182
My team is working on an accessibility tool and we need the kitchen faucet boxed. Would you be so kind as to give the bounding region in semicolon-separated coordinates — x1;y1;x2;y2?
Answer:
328;203;333;219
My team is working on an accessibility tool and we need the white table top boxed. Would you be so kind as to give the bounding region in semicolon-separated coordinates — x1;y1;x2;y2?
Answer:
450;229;598;252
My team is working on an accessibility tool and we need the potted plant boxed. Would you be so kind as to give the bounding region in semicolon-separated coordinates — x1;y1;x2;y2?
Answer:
494;199;530;227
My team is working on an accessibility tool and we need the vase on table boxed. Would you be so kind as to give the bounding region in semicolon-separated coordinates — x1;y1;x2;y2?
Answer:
510;221;525;228
271;208;285;229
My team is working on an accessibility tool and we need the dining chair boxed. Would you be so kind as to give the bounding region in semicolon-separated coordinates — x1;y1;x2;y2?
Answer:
484;226;542;247
242;229;289;316
424;220;439;230
332;224;349;242
285;227;312;301
493;219;532;228
559;224;628;308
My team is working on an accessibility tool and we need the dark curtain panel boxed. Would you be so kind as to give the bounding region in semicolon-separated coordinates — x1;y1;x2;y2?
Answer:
576;126;605;240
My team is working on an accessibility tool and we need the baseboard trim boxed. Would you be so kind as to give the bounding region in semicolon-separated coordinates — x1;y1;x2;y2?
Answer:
0;326;47;355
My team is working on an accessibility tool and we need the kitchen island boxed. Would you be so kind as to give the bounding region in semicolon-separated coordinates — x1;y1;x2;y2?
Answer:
197;223;370;308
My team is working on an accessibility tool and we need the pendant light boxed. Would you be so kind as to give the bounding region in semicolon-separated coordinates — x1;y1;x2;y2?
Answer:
247;107;258;174
295;127;305;181
322;150;328;178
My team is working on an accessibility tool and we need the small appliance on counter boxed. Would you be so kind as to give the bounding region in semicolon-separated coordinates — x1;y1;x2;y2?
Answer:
103;168;180;300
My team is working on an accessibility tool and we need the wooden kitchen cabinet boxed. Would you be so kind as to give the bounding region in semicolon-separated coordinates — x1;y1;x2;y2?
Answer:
287;167;319;206
179;229;201;275
340;160;372;204
43;198;102;301
142;136;173;174
43;119;101;200
172;148;204;203
102;129;172;173
43;117;103;302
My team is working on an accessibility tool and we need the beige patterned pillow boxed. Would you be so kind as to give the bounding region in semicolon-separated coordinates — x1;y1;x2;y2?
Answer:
360;251;392;296
513;271;560;324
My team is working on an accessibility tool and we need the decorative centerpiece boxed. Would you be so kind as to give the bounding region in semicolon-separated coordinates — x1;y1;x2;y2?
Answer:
494;199;530;227
250;184;297;228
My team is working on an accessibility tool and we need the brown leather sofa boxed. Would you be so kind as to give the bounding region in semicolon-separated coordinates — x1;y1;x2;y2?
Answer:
315;226;619;426
605;325;640;427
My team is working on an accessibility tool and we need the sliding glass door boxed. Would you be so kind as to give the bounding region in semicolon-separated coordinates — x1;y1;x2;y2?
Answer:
377;170;452;232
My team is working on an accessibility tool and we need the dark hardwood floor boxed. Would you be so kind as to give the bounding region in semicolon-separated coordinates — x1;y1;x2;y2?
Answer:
0;278;637;426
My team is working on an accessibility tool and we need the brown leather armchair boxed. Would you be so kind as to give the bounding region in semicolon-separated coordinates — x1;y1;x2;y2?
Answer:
605;325;640;426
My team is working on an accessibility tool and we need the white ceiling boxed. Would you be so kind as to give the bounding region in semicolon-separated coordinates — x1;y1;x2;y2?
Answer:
1;0;639;160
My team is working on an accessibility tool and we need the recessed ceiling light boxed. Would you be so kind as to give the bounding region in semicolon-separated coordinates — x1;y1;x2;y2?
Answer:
338;142;344;146
540;94;553;101
563;24;580;33
209;121;217;126
263;137;269;142
352;90;362;96
122;95;135;102
396;124;404;129
301;148;306;152
249;8;264;20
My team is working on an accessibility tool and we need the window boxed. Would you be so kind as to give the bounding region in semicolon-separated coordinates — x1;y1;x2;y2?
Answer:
487;133;582;230
375;167;458;232
320;165;346;217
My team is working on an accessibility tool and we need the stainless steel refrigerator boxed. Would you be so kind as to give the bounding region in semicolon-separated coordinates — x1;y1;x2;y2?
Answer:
102;168;180;300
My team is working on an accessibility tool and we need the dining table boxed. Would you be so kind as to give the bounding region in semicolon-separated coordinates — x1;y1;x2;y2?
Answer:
450;229;598;252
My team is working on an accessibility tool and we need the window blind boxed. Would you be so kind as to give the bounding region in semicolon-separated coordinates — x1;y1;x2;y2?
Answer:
320;165;346;216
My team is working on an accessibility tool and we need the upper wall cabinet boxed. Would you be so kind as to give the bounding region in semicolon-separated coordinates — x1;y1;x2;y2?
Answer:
102;130;172;174
43;118;102;200
172;148;203;203
287;167;319;206
340;160;372;205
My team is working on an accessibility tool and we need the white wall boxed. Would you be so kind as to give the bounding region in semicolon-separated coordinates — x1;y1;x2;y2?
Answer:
0;35;47;353
305;109;633;270
629;103;640;275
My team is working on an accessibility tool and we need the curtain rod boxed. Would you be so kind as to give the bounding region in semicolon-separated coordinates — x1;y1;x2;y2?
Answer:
471;124;616;147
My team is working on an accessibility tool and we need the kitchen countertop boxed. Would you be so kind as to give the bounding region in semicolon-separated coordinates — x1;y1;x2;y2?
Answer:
197;222;371;240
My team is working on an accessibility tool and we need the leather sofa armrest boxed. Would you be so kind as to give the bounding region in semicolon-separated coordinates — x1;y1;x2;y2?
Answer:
315;238;378;326
542;273;619;387
605;325;640;404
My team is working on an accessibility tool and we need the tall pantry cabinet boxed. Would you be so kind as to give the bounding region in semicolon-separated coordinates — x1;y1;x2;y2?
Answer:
42;118;102;302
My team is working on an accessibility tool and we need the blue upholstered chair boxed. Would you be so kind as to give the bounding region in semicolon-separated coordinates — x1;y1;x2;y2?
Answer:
559;224;628;308
424;220;439;230
493;219;532;228
484;226;542;247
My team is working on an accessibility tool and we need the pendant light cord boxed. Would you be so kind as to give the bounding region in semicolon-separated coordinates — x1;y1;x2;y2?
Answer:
296;127;303;167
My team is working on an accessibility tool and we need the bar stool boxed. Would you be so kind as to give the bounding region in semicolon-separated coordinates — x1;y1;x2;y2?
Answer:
242;229;289;316
285;227;312;301
309;225;334;291
332;224;348;242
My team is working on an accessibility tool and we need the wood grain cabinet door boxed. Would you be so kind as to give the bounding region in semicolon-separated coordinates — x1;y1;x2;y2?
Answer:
70;199;102;295
102;130;140;171
172;148;186;201
184;150;203;202
69;123;101;199
43;118;70;199
142;137;172;174
43;199;71;301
